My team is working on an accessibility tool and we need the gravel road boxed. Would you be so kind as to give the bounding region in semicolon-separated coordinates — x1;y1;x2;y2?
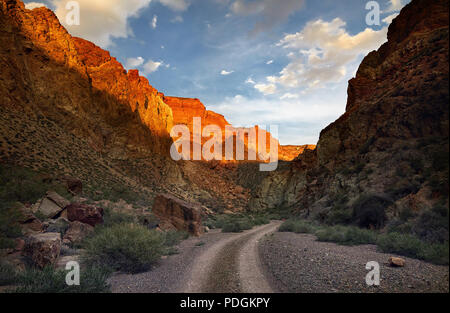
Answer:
108;221;281;293
259;232;449;293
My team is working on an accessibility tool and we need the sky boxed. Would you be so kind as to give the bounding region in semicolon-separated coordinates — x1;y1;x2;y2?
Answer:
25;0;409;145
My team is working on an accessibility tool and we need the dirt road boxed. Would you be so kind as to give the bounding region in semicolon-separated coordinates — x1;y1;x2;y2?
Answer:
109;221;281;293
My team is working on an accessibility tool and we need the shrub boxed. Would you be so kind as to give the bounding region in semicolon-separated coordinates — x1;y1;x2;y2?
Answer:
83;224;166;273
377;232;449;265
352;194;390;229
314;225;377;246
412;205;449;243
11;266;110;293
0;164;71;208
102;208;136;228
222;219;253;233
163;230;189;247
0;204;23;249
279;219;315;234
0;262;17;286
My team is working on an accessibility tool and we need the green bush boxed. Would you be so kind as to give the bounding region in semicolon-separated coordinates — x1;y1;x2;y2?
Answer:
163;230;189;247
0;205;23;249
11;266;110;293
205;213;271;233
377;232;449;265
0;262;18;286
279;219;315;234
102;208;136;228
0;164;71;209
314;225;377;246
352;194;390;229
412;205;449;243
83;224;166;273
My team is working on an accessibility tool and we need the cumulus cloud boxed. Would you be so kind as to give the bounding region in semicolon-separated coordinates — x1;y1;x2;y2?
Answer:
210;94;345;144
221;70;234;75
252;18;388;94
151;15;158;29
245;77;256;84
125;57;145;69
143;60;163;74
25;2;46;9
231;0;305;35
159;0;189;11
385;0;407;12
280;93;298;100
254;83;277;95
52;0;152;48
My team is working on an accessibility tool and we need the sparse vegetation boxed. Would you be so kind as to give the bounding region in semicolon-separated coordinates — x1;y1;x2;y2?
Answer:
82;223;166;273
0;204;23;249
377;232;449;265
205;213;271;233
10;266;110;293
0;262;18;286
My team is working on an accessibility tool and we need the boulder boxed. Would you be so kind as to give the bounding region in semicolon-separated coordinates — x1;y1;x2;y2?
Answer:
152;194;203;236
46;217;70;234
36;191;70;219
63;221;94;244
389;257;406;267
64;203;104;226
23;233;61;268
16;205;44;235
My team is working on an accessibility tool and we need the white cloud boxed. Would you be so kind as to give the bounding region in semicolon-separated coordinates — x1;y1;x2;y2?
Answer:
151;15;158;29
382;13;399;24
25;2;46;9
171;15;184;23
143;60;163;74
280;93;298;100
266;60;273;65
385;0;407;12
221;70;234;75
125;57;145;69
159;0;189;11
253;18;388;94
52;0;152;48
245;77;256;84
254;83;277;95
210;93;345;144
231;0;305;35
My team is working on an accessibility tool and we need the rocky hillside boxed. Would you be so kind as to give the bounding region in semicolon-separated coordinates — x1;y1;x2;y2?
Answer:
250;0;449;231
0;0;250;211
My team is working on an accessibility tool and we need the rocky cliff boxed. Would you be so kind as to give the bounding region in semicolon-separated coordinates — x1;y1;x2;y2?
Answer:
250;0;449;230
0;0;273;212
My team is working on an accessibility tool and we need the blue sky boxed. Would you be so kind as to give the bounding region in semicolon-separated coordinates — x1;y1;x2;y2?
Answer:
25;0;408;145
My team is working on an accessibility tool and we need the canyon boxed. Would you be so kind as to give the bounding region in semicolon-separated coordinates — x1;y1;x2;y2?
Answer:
0;0;448;230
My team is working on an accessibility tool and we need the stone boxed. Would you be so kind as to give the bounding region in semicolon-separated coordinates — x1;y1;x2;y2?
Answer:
37;198;63;219
389;257;406;267
63;221;94;244
65;203;104;227
152;194;203;236
23;233;62;268
36;191;69;219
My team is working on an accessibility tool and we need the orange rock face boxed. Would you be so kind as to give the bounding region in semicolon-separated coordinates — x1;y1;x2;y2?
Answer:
163;96;309;162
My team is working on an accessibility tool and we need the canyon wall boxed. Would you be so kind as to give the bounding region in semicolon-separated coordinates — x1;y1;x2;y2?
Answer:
250;0;449;227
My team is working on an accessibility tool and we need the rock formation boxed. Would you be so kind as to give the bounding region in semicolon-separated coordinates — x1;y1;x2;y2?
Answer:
250;0;449;227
